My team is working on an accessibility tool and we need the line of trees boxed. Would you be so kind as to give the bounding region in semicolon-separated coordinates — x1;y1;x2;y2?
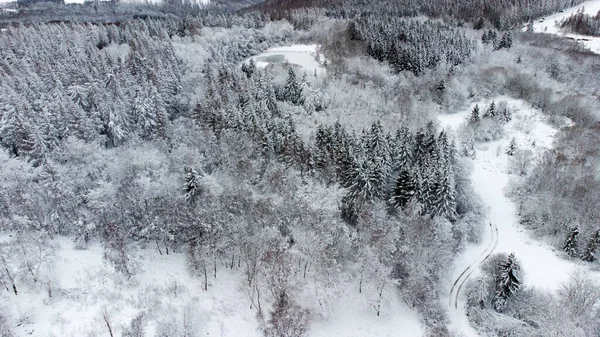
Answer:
559;11;600;36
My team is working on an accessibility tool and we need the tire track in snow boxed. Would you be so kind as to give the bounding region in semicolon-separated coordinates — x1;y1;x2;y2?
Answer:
449;222;499;309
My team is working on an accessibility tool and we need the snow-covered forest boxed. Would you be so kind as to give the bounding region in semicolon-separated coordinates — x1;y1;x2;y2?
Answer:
1;0;600;336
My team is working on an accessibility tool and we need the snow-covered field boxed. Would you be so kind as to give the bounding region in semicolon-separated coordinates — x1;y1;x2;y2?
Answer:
439;97;600;336
525;0;600;54
243;44;327;78
2;235;423;337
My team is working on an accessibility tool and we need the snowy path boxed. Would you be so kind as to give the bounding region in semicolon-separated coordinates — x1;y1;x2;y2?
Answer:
525;0;600;54
449;223;498;310
439;97;596;336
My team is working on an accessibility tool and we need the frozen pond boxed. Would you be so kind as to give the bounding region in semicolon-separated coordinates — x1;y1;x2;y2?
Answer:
243;44;327;77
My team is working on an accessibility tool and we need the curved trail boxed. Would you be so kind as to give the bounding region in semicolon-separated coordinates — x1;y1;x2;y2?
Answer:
449;222;499;309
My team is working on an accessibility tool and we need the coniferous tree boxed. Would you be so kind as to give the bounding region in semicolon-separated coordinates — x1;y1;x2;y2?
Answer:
393;127;413;170
284;68;302;105
485;101;496;118
482;30;490;44
501;106;512;123
493;253;521;311
581;229;600;262
393;169;416;208
563;227;580;258
431;168;457;220
184;166;200;204
499;32;513;49
241;59;256;78
506;137;517;156
470;104;480;124
474;17;485;30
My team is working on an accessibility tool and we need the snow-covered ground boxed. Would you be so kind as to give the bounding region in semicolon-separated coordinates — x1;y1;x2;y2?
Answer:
3;237;259;337
525;0;600;54
2;235;423;337
243;44;327;78
439;97;600;336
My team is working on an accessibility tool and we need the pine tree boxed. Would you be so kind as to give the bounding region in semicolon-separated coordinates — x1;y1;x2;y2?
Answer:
284;68;302;105
241;59;256;78
563;227;580;258
394;127;413;170
436;80;445;95
501;107;512;123
431;169;457;220
474;17;485;30
493;253;521;311
413;129;426;167
470;104;480;124
184;166;200;204
393;170;416;208
581;229;600;262
503;32;513;49
485;101;496;118
482;31;489;44
506;137;517;156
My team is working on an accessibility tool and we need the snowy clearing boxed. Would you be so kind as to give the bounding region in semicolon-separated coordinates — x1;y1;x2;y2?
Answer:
2;235;423;337
439;97;600;336
525;0;600;54
243;44;327;77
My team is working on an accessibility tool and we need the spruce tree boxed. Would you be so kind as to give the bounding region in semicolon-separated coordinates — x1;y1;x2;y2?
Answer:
506;137;517;156
493;253;521;311
431;169;457;220
241;59;256;78
394;127;413;170
501;107;512;123
413;129;426;167
563;227;580;258
284;68;302;105
581;229;600;262
184;166;200;204
470;104;480;124
503;32;513;49
393;170;416;208
481;31;489;44
485;101;496;118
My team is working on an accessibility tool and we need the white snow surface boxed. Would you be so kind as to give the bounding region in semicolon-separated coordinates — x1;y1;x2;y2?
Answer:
243;44;327;77
439;97;600;336
525;0;600;54
2;235;423;337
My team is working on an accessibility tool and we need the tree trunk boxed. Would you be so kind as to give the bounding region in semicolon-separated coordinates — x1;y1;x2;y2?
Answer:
256;286;262;314
103;309;115;337
377;289;383;316
303;261;309;279
156;241;163;255
214;255;217;278
2;263;17;295
359;267;364;294
203;261;208;291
